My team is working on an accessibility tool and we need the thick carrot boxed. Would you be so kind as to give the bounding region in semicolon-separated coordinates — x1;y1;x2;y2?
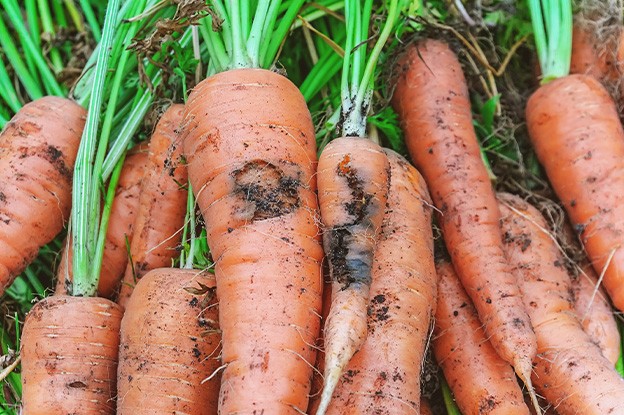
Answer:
315;136;390;413
392;39;537;393
0;96;84;294
182;68;323;414
116;268;221;414
498;192;624;415
526;74;624;310
570;23;623;81
319;149;434;415
433;261;530;415
117;104;187;308
572;264;621;366
55;146;148;298
20;295;123;414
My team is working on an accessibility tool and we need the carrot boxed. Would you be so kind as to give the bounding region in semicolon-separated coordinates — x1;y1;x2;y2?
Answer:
55;146;148;298
570;23;624;82
116;268;221;414
117;104;187;308
392;38;538;401
0;96;84;295
420;398;433;415
433;260;530;415
498;192;624;415
182;68;323;413
20;295;123;414
318;149;435;414
526;0;624;312
571;264;621;366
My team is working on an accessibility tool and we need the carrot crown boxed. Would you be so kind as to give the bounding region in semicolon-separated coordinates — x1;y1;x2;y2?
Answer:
528;0;573;83
199;0;306;73
341;0;409;137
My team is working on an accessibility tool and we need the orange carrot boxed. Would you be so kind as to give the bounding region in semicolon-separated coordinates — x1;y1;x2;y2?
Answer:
20;295;123;414
315;136;390;412
117;104;187;307
392;39;537;396
498;192;624;415
116;268;221;414
182;68;323;413
526;74;624;311
319;149;434;414
0;96;85;294
572;264;621;366
433;260;530;415
55;146;148;298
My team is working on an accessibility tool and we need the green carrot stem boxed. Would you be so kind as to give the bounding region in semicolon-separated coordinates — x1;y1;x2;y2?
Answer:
80;0;102;41
0;57;22;113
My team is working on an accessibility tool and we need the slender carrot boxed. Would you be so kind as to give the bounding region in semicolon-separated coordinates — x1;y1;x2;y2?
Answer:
117;104;187;308
20;295;123;414
55;145;148;298
392;38;538;402
498;192;624;415
0;96;85;295
320;149;435;414
571;264;621;367
116;268;221;414
433;260;530;415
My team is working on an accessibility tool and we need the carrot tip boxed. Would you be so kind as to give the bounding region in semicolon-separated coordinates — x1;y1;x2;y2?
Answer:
516;358;542;415
315;366;342;415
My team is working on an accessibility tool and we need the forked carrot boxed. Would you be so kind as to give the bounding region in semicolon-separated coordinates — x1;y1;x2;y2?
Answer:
0;96;84;294
116;268;221;414
392;38;538;403
55;146;148;298
499;192;624;415
433;260;530;415
319;149;435;414
117;104;187;308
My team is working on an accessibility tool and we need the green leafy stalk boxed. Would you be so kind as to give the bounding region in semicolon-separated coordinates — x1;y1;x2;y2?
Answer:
80;0;102;41
0;58;21;113
442;376;463;415
528;0;572;83
71;0;122;297
341;0;407;137
37;0;64;73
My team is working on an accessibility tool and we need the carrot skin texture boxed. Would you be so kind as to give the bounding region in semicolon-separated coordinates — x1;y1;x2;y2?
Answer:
498;192;624;415
21;295;123;414
117;104;187;307
55;147;148;297
526;74;624;311
433;261;530;415
182;68;323;414
322;149;435;415
392;39;536;380
315;136;390;414
117;268;221;414
572;264;621;366
0;96;84;294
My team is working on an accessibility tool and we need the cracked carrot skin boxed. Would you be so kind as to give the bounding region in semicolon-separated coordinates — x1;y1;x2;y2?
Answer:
55;146;148;298
182;68;323;414
572;264;621;366
117;268;221;414
392;39;537;383
20;295;123;414
315;136;390;414
322;149;434;415
434;261;530;415
498;192;624;415
526;74;624;311
117;104;187;308
0;96;85;294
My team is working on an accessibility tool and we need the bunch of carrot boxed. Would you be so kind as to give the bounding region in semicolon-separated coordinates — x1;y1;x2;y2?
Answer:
4;0;624;414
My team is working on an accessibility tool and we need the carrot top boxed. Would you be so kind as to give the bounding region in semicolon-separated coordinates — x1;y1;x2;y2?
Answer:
528;0;573;83
340;0;409;137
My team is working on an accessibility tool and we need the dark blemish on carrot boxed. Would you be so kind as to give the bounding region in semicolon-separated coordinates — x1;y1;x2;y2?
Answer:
453;310;459;316
478;396;499;412
570;200;576;207
233;159;301;221
68;381;87;389
189;297;199;307
0;192;6;203
43;145;72;181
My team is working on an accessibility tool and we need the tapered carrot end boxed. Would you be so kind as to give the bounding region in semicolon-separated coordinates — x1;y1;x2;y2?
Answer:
315;366;342;415
515;357;542;415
